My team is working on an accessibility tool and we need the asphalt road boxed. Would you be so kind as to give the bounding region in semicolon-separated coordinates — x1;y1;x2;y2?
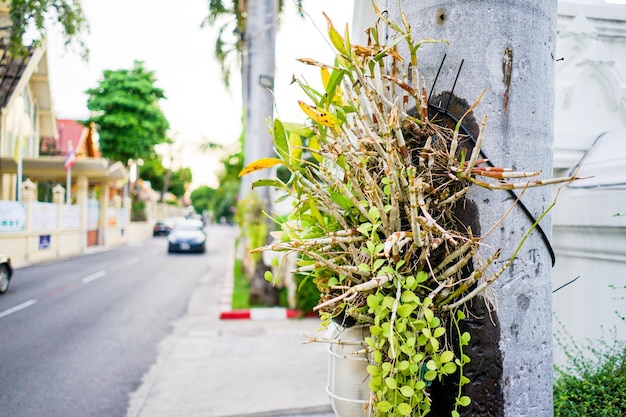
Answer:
0;234;214;417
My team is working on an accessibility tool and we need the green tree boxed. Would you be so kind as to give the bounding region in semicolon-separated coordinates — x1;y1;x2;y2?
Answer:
84;61;170;165
190;185;216;214
140;157;192;201
202;0;302;87
2;0;88;56
140;157;167;192
169;167;192;198
212;146;241;223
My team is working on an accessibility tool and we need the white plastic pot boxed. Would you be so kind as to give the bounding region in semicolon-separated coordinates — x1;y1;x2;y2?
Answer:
326;322;372;417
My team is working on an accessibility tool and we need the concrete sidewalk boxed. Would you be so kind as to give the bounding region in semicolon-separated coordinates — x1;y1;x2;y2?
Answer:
125;226;335;417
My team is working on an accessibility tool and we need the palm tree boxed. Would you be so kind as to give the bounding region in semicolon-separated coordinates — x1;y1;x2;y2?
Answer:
203;0;303;305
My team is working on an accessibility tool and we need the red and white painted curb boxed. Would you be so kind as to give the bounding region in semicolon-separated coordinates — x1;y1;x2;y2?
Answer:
219;247;305;320
220;308;303;320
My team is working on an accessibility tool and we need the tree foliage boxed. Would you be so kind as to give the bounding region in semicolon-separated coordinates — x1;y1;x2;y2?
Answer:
202;0;303;86
189;185;215;214
140;157;192;199
189;139;242;222
170;167;192;197
84;61;170;165
5;0;88;57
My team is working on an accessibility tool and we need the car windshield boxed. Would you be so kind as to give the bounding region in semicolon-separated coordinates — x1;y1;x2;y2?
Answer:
174;222;203;232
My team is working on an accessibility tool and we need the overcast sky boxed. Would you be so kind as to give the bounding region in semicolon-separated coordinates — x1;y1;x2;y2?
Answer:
46;0;354;188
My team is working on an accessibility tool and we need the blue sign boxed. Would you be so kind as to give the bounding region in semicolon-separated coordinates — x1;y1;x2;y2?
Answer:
39;235;51;250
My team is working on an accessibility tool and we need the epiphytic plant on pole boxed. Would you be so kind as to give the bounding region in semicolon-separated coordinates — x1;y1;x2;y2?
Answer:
241;5;579;416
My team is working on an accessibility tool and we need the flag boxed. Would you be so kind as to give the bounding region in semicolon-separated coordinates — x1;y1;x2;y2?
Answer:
13;135;21;162
64;141;76;171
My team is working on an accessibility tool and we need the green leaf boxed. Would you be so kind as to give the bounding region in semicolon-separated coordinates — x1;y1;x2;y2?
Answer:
384;377;397;389
397;402;412;416
357;222;372;235
415;271;428;283
442;362;457;375
308;195;326;227
369;206;380;221
324;13;348;56
381;362;393;375
358;263;370;272
264;271;273;282
372;258;386;272
424;370;438;381
367;365;380;376
382;296;395;310
423;308;434;323
309;135;323;162
458;396;471;407
428;316;441;329
440;351;455;363
367;294;381;309
288;132;303;168
329;190;352;211
433;326;445;339
452;411;460;417
397;303;417;317
403;275;416;290
457;310;466;320
273;118;289;159
397;360;410;371
252;179;285;189
376;401;393;413
399;385;414;397
429;337;440;351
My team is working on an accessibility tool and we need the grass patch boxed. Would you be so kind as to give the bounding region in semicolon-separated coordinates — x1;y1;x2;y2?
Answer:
231;257;250;309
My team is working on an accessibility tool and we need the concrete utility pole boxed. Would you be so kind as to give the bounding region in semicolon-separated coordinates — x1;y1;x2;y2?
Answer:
241;0;280;305
385;1;557;415
241;0;278;203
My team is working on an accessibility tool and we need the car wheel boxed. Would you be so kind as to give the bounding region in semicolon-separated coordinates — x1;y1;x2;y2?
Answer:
0;264;10;294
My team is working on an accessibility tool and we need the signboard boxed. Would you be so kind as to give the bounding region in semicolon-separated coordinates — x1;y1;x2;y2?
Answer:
39;235;51;250
0;201;26;232
31;202;58;232
61;204;81;230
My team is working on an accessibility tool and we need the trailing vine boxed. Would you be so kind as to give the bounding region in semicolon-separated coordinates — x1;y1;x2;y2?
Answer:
241;5;578;416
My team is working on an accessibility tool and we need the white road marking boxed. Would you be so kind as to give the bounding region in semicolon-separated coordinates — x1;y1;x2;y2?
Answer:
82;270;106;284
126;257;139;266
0;299;37;319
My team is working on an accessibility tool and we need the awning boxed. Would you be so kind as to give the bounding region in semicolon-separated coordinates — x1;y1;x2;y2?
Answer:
0;156;128;183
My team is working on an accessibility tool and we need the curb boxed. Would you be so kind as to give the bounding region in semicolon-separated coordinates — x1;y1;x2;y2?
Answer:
219;307;304;320
218;404;334;417
219;247;315;320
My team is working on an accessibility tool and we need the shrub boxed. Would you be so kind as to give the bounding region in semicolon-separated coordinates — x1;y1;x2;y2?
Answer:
554;329;626;416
